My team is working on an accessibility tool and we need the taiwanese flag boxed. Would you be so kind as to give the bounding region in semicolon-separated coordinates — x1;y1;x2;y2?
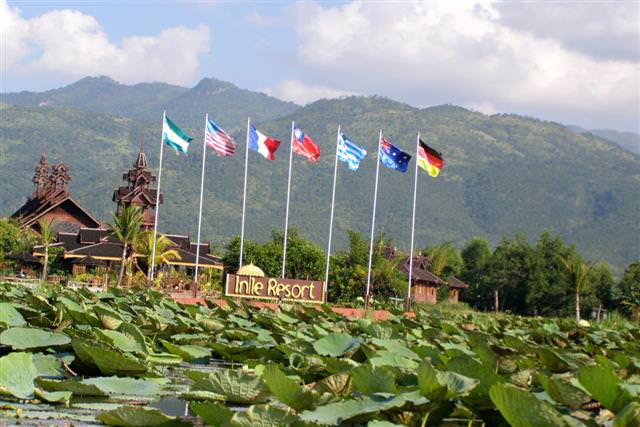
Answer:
292;128;320;162
417;139;444;177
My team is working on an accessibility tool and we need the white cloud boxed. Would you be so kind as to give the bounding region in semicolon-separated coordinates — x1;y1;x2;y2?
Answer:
0;0;210;86
286;1;640;130
244;12;277;28
263;79;354;105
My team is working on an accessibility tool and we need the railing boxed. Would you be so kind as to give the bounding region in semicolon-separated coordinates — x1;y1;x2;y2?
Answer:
0;276;41;288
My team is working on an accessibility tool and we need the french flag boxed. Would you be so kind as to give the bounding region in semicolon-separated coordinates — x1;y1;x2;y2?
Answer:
248;125;281;160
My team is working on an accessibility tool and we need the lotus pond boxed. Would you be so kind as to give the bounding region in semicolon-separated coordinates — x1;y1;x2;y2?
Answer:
0;283;638;426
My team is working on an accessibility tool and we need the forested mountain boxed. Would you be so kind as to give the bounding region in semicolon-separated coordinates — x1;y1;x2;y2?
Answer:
1;78;638;271
568;125;640;155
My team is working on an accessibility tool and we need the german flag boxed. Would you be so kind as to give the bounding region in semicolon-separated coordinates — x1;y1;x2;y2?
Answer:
417;139;444;177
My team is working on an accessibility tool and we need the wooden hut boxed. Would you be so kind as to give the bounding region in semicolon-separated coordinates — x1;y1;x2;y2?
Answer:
447;276;469;303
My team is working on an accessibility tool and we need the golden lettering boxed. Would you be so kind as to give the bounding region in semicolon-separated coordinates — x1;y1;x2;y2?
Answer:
267;278;278;296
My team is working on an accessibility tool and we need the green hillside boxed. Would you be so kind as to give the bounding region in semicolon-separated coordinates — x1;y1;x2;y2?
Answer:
1;76;299;125
0;92;638;271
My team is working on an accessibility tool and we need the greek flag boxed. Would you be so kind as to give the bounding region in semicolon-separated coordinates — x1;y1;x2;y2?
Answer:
337;132;367;171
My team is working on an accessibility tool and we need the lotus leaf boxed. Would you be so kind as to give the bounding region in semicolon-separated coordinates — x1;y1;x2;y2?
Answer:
313;333;360;357
72;338;150;376
0;352;37;399
300;391;428;425
0;302;26;327
578;363;634;413
36;378;106;396
97;405;188;426
613;402;640;427
351;365;398;394
537;374;590;408
82;376;165;396
489;383;569;427
160;339;211;362
0;327;70;350
227;404;300;427
186;369;270;404
189;401;234;425
261;364;315;412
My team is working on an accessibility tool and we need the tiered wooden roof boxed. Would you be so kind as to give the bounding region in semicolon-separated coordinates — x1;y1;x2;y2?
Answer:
12;152;101;232
113;144;162;229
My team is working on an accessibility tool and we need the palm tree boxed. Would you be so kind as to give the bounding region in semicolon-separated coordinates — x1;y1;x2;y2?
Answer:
135;230;181;281
110;205;142;287
38;218;55;282
560;256;593;321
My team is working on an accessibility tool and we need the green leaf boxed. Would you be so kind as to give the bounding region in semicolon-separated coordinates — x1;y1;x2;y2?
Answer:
186;369;270;404
82;376;165;397
489;383;569;427
537;348;571;373
313;333;360;357
300;391;428;425
537;373;590;408
613;402;640;427
368;421;405;427
578;363;633;413
227;404;300;427
0;352;37;399
96;406;188;426
96;329;145;353
0;327;70;350
33;388;72;403
0;302;26;327
352;365;398;394
418;360;478;401
146;352;184;365
36;378;106;396
189;401;234;426
71;338;150;376
261;364;315;412
369;351;419;370
160;339;211;362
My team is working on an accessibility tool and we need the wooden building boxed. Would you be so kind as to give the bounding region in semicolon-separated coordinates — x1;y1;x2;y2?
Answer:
16;149;223;278
397;255;446;304
12;152;101;233
447;276;469;303
112;146;162;230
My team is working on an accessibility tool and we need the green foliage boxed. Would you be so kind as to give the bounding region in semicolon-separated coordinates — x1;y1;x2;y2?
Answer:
615;261;640;321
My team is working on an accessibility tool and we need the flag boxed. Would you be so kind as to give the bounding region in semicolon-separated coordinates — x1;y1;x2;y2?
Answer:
163;115;192;154
417;139;444;177
337;132;367;170
292;128;320;162
248;125;281;160
379;138;411;172
205;118;236;156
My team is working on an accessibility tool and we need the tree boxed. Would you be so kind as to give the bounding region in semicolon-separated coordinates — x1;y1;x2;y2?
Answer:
560;255;593;321
526;232;575;317
37;218;56;282
616;261;640;321
135;231;181;279
484;235;535;314
586;263;614;320
0;218;21;263
460;238;492;310
109;205;142;287
423;243;462;279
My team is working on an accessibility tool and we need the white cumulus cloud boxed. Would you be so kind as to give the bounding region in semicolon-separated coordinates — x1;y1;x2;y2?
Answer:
285;1;639;131
263;79;354;105
0;0;209;86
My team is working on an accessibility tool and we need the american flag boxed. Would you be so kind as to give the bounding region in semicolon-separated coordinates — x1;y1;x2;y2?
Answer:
205;118;236;156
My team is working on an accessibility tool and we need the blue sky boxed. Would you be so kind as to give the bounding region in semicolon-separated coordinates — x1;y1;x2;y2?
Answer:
2;1;638;132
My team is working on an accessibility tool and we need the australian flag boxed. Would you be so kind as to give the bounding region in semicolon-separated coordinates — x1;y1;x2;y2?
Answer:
379;138;411;172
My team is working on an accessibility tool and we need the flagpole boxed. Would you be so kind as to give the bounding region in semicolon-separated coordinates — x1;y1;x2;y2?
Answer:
365;129;382;310
324;125;341;302
406;132;420;312
239;117;251;268
150;111;166;282
282;121;295;278
193;113;208;297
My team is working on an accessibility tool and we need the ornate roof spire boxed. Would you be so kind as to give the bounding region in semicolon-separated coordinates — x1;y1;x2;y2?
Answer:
134;134;148;169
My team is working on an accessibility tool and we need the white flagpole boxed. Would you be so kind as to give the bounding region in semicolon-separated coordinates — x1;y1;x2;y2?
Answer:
406;132;420;311
193;113;208;297
324;125;341;302
239;117;251;268
365;130;382;309
282;121;295;278
150;111;166;282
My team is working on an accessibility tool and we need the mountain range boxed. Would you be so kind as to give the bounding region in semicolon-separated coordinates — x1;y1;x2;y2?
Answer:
1;76;638;272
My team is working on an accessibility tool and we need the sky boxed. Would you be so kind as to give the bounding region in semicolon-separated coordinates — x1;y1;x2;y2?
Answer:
1;0;639;132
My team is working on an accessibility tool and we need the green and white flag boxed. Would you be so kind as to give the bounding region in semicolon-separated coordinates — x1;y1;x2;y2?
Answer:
163;115;192;154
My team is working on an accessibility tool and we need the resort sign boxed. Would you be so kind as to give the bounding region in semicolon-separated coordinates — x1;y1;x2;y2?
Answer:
225;274;325;304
